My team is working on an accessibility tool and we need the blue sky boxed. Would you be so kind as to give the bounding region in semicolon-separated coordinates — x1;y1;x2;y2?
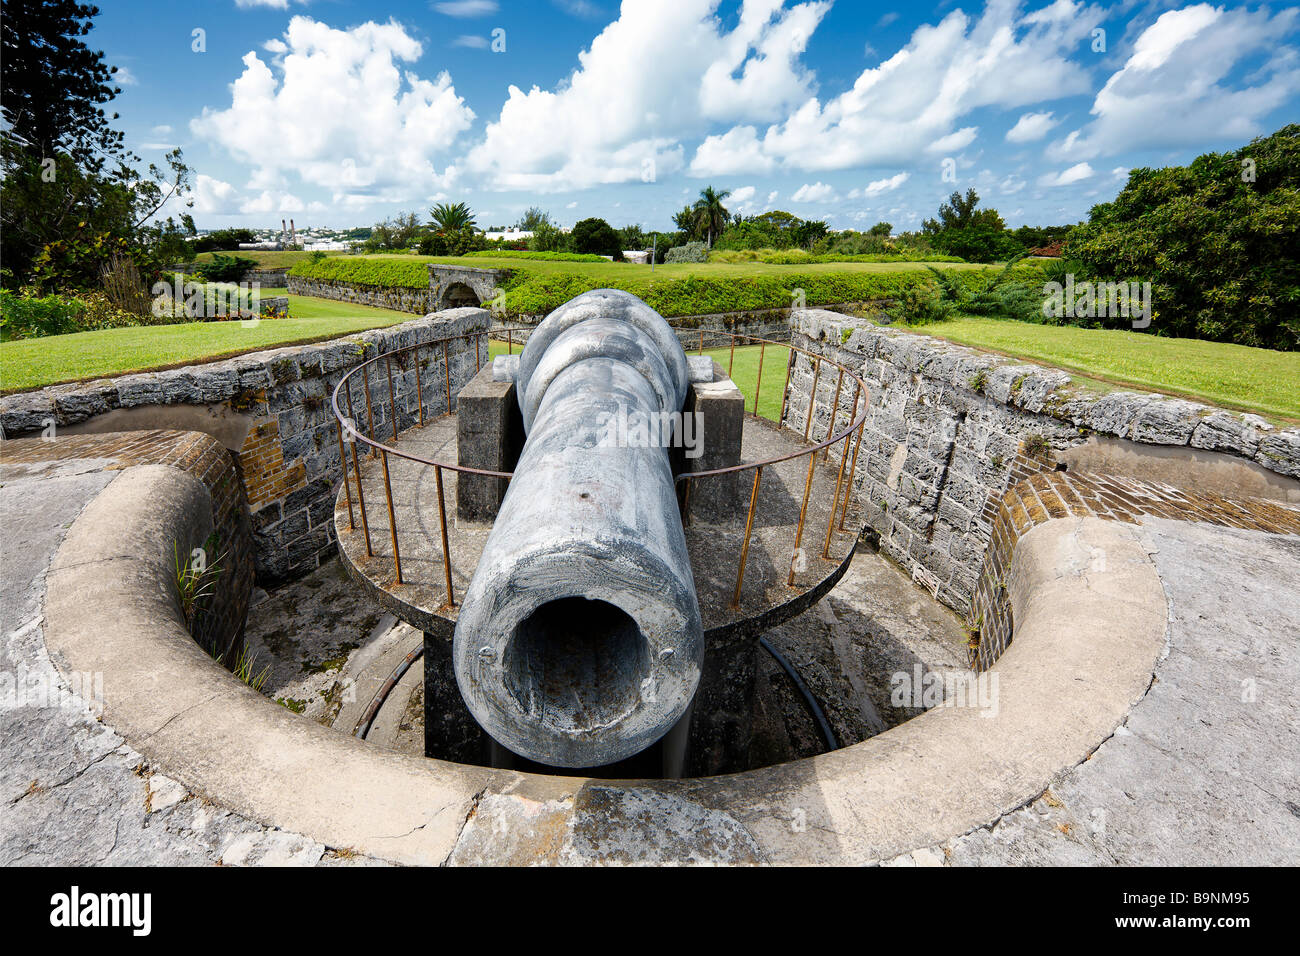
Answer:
92;0;1300;231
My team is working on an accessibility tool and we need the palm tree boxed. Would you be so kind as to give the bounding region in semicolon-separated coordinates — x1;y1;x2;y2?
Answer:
429;201;476;231
692;186;732;247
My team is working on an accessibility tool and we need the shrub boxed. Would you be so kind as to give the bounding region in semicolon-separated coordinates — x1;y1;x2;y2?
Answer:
569;218;624;259
288;256;434;289
0;288;169;339
465;250;608;262
707;247;965;265
665;241;709;263
417;226;483;257
893;283;956;325
528;220;567;253
0;289;85;338
193;253;256;283
497;264;1008;318
929;224;1024;263
1067;123;1300;350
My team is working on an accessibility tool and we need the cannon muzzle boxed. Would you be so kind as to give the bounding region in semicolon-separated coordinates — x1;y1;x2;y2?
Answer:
452;290;703;768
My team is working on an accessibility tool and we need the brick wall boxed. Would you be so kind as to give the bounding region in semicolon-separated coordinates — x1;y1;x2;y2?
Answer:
0;429;254;659
971;465;1300;670
1;309;491;584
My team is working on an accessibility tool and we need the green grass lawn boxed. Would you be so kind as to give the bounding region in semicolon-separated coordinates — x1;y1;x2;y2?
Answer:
6;283;1296;426
489;338;791;422
0;293;413;392
390;252;995;281
900;316;1300;422
191;249;346;269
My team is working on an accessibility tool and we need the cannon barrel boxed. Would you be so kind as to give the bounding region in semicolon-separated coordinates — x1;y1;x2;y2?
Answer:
452;289;703;768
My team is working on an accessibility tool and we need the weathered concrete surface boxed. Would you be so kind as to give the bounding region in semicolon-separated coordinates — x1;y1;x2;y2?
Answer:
241;559;405;724
38;462;494;865
753;541;969;759
931;517;1300;866
455;364;522;522
9;439;1295;865
0;457;353;865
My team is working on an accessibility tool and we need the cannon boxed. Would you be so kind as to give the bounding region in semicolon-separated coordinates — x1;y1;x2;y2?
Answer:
452;289;704;768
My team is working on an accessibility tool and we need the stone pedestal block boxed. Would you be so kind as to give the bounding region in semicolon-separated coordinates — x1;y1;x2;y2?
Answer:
456;364;524;522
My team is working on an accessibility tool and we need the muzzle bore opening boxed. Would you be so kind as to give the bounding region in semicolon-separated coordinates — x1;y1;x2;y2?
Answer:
503;597;652;734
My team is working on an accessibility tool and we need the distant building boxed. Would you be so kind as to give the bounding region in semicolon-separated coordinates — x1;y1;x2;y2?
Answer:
484;228;534;242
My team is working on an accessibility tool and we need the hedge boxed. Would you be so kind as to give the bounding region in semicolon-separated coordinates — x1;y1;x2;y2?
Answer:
286;254;1038;319
464;250;610;263
708;248;966;265
500;266;1040;318
287;256;432;289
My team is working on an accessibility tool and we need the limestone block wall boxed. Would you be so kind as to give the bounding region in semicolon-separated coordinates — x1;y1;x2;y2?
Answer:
0;309;491;584
285;276;435;314
784;308;1300;615
246;268;288;287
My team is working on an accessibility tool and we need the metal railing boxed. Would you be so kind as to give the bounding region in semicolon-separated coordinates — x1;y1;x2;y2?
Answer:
331;325;870;613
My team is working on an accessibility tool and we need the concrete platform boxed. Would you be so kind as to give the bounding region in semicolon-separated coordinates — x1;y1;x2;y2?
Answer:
6;438;1297;865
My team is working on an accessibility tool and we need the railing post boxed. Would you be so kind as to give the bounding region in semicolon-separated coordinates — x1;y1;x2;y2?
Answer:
335;418;355;531
822;368;844;460
344;380;373;557
778;345;794;426
384;354;400;442
823;424;852;559
361;361;377;456
434;465;455;608
803;356;821;440
788;451;817;586
753;341;766;417
730;466;763;610
379;449;403;585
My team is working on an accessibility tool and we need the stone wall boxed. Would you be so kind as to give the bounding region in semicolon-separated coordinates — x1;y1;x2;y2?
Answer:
286;276;435;314
0;309;492;584
427;264;507;311
247;268;288;287
784;308;1300;615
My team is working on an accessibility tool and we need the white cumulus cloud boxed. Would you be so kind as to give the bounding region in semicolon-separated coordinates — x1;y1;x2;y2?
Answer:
692;0;1103;175
191;17;473;206
466;0;830;191
1005;110;1058;143
1038;162;1093;187
862;172;909;196
1048;4;1300;160
791;181;835;202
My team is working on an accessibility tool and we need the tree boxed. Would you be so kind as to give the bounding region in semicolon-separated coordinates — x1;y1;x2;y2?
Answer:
868;221;892;237
430;201;476;231
569;218;623;259
527;220;567;253
922;188;1005;234
918;189;1018;262
1;2;194;289
672;205;699;240
692;185;732;247
1;0;126;169
1067;124;1300;349
516;207;551;231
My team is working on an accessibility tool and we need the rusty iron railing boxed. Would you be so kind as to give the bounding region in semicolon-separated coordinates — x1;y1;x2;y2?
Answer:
331;326;869;612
